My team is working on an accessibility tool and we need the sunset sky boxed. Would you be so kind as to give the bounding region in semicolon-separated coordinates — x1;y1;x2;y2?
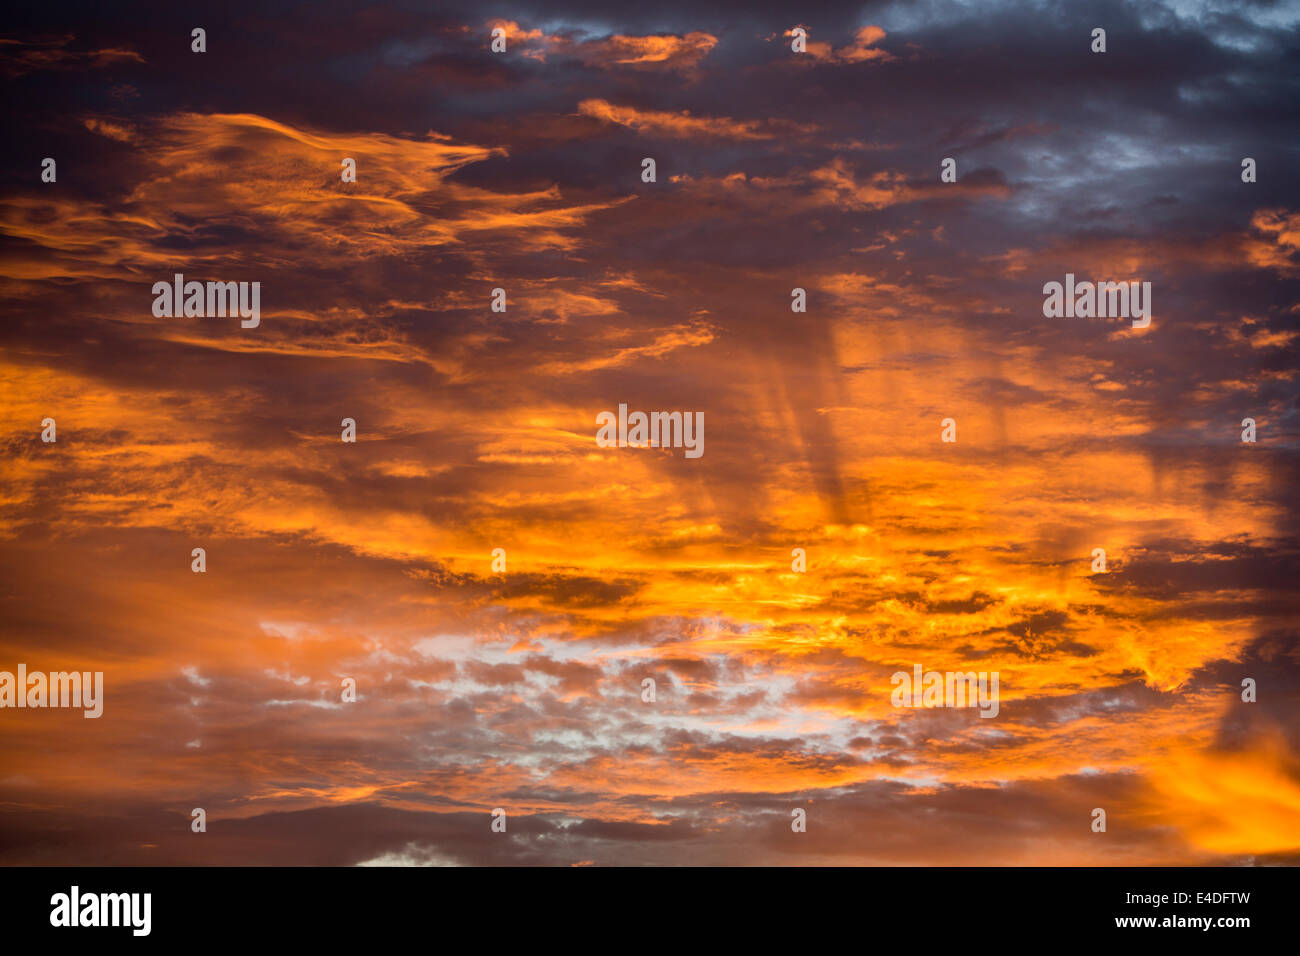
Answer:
2;0;1298;865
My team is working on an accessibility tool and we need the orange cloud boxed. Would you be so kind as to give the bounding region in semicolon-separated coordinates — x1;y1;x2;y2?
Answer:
782;24;896;64
1144;734;1300;856
2;14;1295;866
0;111;629;285
0;35;144;77
578;98;814;140
575;32;717;71
484;21;718;72
1245;208;1300;274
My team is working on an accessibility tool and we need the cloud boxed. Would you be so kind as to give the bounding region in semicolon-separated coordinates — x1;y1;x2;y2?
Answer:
1143;734;1300;855
782;24;897;64
574;32;717;71
0;111;628;286
577;98;814;140
1;0;1297;867
1246;208;1300;274
0;35;144;77
485;20;718;72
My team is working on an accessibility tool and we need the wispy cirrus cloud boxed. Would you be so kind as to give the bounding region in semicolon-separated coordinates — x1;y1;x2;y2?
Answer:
0;34;143;77
577;98;817;140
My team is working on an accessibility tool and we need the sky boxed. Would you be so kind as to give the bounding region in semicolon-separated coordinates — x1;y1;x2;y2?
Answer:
1;0;1298;865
